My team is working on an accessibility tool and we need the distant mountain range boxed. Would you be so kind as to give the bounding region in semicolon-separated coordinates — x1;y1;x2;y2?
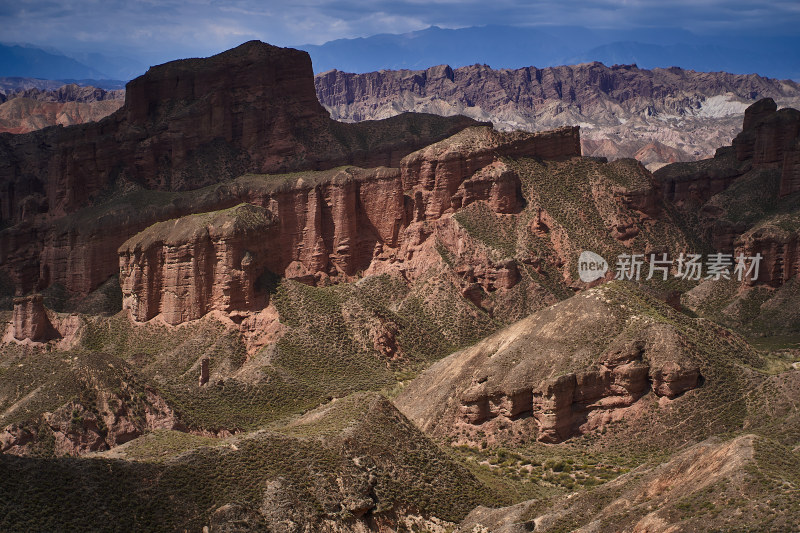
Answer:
3;26;799;84
315;62;800;170
300;25;800;80
0;42;144;83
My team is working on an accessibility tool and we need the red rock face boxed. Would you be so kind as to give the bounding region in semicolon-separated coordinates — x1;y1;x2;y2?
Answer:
654;99;800;288
119;204;276;324
736;230;800;288
117;126;581;325
656;99;800;207
734;105;800;167
654;147;744;208
401;126;577;220
0;41;481;297
458;337;701;444
12;294;59;342
780;138;800;197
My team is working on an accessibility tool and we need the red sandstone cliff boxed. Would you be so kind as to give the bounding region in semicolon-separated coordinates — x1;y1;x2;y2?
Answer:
11;294;59;342
0;41;482;299
119;204;276;324
117;126;582;325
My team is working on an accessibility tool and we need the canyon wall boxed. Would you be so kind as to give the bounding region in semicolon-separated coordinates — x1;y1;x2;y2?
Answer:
118;126;582;324
0;41;482;297
119;204;276;324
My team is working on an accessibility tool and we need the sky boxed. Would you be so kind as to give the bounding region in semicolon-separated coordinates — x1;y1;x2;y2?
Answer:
2;0;799;66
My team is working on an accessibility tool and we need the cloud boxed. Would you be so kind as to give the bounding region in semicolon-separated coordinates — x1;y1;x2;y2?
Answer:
0;0;797;66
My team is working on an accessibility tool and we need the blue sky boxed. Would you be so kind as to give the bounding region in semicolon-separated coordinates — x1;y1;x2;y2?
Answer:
2;0;799;66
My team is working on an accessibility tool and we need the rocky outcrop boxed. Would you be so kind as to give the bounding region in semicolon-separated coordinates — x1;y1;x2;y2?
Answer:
653;99;800;289
781;137;800;197
0;41;483;297
735;226;800;287
394;284;723;446
401;126;577;220
464;335;700;444
119;204;276;324
11;293;59;342
653;146;744;206
733;99;800;167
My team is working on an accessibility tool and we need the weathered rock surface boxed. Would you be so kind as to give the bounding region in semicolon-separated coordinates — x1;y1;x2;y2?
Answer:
395;283;716;445
733;100;800;168
654;98;800;289
11;294;59;341
402;126;576;221
119;204;276;324
735;223;800;287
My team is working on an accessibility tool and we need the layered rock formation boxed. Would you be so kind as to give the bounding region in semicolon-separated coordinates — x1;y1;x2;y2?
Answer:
735;223;800;288
657;97;800;206
0;90;124;134
0;41;483;300
315;63;800;170
119;204;276;324
394;284;729;445
733;98;800;170
401;126;576;220
118;126;581;325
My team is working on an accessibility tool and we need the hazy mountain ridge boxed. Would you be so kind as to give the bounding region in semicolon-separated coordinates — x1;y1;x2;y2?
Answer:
0;42;143;82
301;25;800;80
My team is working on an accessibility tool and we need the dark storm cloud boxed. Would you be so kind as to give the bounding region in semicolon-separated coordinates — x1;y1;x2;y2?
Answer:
1;0;797;64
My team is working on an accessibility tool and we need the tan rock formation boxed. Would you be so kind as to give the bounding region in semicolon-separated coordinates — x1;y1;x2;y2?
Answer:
394;284;718;445
0;98;124;134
